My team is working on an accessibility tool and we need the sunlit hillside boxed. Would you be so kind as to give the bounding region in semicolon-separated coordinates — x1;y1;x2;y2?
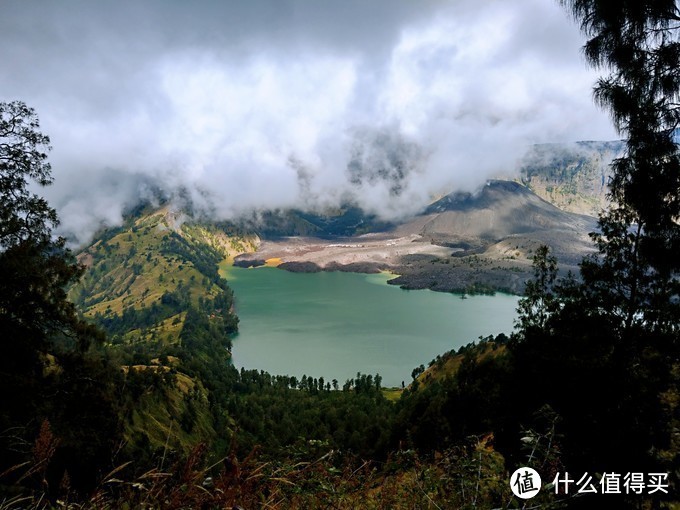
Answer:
70;207;257;345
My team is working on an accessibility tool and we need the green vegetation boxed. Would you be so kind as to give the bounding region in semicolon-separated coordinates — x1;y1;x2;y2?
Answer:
69;209;253;345
0;101;123;494
2;2;680;506
0;114;517;506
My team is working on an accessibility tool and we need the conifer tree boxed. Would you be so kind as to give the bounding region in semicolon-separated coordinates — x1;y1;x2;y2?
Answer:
509;2;680;491
560;0;680;333
0;101;119;494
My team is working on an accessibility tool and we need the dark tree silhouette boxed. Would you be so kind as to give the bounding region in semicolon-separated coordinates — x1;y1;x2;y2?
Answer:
515;245;559;332
505;2;680;504
0;101;120;495
0;101;57;248
560;0;680;333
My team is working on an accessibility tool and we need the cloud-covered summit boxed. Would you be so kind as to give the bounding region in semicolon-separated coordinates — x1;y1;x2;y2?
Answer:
0;0;616;244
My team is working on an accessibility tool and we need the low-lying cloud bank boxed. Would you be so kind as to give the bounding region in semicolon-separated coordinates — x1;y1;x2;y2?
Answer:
0;0;616;244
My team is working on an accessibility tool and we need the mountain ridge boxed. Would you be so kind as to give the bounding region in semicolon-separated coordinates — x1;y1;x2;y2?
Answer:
233;179;596;294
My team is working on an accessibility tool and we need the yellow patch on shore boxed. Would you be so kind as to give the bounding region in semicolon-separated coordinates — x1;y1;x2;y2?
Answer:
265;257;282;267
380;268;400;279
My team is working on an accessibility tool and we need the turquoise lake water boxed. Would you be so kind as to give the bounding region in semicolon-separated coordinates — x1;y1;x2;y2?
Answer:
225;266;519;387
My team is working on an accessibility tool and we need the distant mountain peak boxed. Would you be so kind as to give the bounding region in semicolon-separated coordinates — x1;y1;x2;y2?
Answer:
425;180;538;214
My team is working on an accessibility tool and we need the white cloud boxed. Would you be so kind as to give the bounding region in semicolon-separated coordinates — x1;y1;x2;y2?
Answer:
0;0;617;243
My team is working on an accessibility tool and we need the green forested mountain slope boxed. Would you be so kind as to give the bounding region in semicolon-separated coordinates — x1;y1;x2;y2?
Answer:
66;208;399;467
66;207;258;455
70;207;256;346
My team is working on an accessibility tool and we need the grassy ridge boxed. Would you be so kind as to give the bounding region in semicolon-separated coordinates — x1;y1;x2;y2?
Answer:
69;207;257;455
70;207;257;345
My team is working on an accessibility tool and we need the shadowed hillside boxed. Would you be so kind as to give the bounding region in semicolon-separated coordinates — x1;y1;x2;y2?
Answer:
381;180;597;293
412;180;596;260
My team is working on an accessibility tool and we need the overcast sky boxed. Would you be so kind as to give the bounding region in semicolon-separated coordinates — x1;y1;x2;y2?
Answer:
0;0;617;243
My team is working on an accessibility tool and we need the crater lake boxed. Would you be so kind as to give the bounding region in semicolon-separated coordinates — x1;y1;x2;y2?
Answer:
223;265;519;387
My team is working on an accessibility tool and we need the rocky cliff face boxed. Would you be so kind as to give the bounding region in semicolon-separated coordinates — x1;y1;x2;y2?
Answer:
517;140;624;217
419;180;595;246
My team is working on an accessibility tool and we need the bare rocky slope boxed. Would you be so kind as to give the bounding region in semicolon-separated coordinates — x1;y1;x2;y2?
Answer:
235;180;598;294
388;180;597;293
518;140;623;216
233;138;625;294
